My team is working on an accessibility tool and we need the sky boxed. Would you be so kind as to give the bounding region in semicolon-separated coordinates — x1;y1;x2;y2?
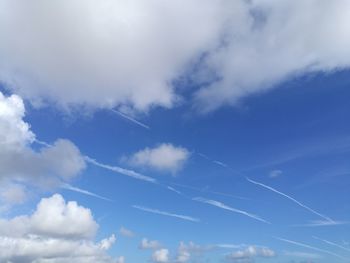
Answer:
0;1;350;263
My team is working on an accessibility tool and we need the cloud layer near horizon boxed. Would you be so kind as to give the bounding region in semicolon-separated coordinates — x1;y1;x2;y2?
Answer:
1;1;350;112
0;194;117;263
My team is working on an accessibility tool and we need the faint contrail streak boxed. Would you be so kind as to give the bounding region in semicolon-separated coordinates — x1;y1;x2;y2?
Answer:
313;236;350;253
112;109;150;130
85;156;157;184
61;183;113;202
193;197;270;224
246;177;334;222
132;205;200;223
275;237;346;259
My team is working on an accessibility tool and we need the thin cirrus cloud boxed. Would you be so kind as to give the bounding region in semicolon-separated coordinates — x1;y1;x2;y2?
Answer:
61;183;113;202
2;1;350;113
126;143;190;174
192;197;270;224
313;236;350;253
132;205;200;223
246;177;334;223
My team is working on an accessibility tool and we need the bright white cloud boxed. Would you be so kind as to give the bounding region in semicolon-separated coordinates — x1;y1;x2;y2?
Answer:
0;91;86;206
127;143;190;173
226;246;275;263
152;248;170;263
0;194;116;262
1;1;350;113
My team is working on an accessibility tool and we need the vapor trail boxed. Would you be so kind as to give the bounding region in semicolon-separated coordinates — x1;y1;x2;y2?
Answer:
313;236;350;253
275;237;346;259
132;205;200;223
85;156;157;184
61;183;113;202
193;197;270;224
246;177;334;222
112;109;150;130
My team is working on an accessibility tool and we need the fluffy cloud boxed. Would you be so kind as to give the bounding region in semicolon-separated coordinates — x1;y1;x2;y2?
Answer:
0;91;86;206
226;246;275;263
0;194;116;263
1;1;350;113
126;144;190;173
152;249;170;263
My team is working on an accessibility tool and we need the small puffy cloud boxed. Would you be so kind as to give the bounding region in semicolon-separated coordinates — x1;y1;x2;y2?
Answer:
0;194;116;262
120;227;135;238
139;238;162;250
226;246;275;262
269;169;283;178
126;143;190;174
116;256;126;263
0;91;86;206
152;249;170;263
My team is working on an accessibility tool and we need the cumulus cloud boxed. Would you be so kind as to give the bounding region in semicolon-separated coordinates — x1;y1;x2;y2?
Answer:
226;246;275;263
152;249;170;263
0;91;86;206
126;143;190;173
1;1;350;113
0;194;116;263
139;238;162;250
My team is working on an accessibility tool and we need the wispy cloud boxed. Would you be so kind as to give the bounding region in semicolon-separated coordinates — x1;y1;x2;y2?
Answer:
275;237;346;260
198;153;229;169
167;186;183;196
313;236;350;253
61;183;113;202
246;177;334;222
293;220;349;227
193;197;270;224
85;156;157;184
112;109;150;130
132;205;200;223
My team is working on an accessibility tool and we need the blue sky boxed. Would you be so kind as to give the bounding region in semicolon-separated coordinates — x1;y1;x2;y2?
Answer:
0;1;350;263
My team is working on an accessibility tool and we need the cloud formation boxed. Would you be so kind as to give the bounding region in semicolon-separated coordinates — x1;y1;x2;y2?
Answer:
126;143;190;174
2;1;349;112
0;194;116;262
226;246;275;263
0;92;86;206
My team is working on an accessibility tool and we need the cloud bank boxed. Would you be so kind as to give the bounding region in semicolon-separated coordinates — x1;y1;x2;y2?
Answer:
1;1;350;112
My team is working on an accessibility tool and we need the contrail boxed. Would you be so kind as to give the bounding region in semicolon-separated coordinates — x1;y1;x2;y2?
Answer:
112;109;150;130
85;156;157;184
313;236;350;253
172;182;250;201
246;177;334;222
61;183;113;202
275;237;346;260
198;153;229;168
132;205;200;223
167;186;183;196
193;197;270;224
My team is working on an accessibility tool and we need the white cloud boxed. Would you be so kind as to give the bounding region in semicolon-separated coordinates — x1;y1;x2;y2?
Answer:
152;249;170;263
0;91;86;206
120;227;135;238
226;246;275;263
127;143;190;173
116;256;125;263
0;194;116;263
139;238;162;250
1;1;350;113
269;169;283;178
